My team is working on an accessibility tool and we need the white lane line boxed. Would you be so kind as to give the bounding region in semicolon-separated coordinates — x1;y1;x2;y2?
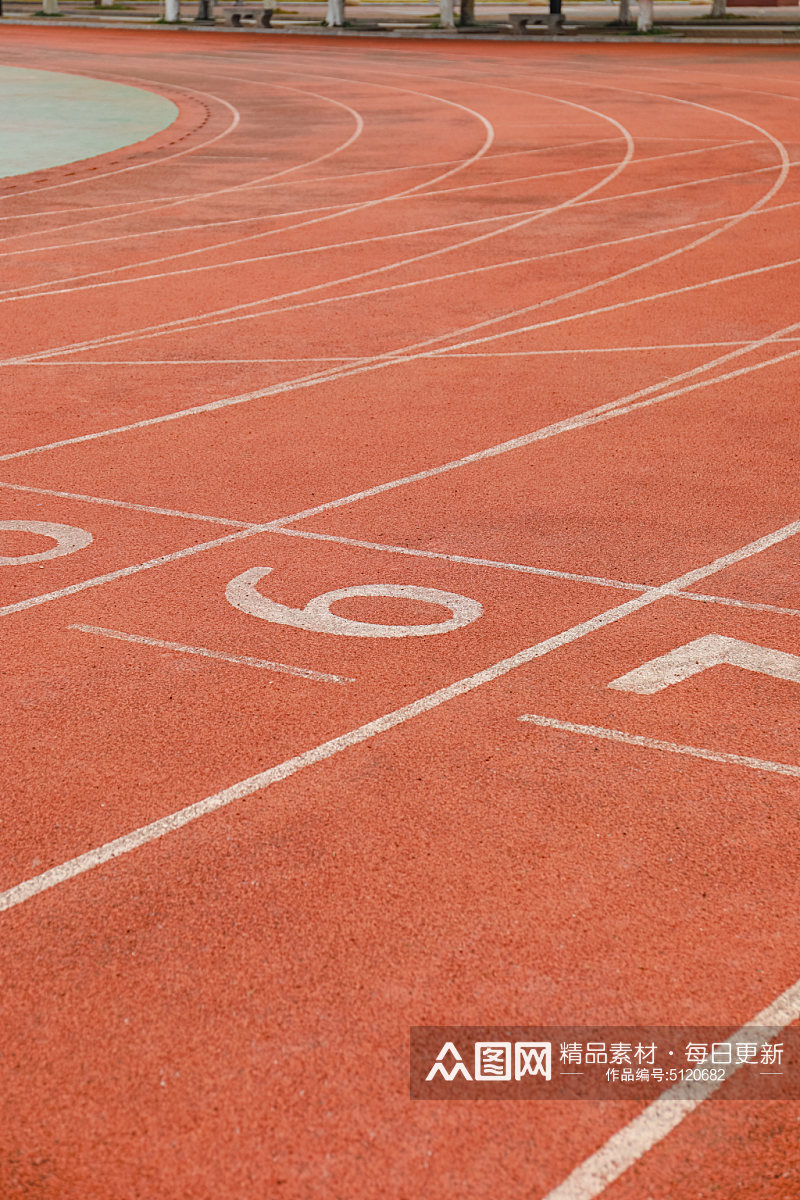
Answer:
2;479;797;623
95;58;782;297
518;715;800;780
540;979;800;1200
279;530;800;619
9;358;365;365
0;178;504;257
14;338;800;366
0;128;572;230
263;339;800;532
2;199;705;310
410;139;756;198
409;254;800;369
7;221;798;438
1;516;798;915
8;357;364;365
0;72;497;282
1;333;799;622
69;624;351;684
0;479;255;527
3;75;782;350
111;231;800;363
680;592;800;619
1;144;763;269
3;140;745;301
2;94;633;364
0;136;624;252
2;147;646;297
191;136;622;176
273;528;647;592
346;78;790;369
439;338;800;355
6;97;785;377
0;203;547;264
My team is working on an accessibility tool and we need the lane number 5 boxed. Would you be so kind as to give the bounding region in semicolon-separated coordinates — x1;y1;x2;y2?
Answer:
0;520;93;566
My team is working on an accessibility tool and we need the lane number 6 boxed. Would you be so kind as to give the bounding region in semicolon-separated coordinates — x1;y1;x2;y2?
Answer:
226;567;483;638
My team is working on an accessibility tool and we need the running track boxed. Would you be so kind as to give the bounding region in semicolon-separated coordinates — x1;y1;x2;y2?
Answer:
1;26;799;1199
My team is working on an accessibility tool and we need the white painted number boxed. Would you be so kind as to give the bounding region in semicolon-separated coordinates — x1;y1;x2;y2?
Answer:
608;634;800;694
226;567;483;638
0;520;93;566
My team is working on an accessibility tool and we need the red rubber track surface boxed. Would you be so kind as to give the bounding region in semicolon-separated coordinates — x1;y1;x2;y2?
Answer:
1;26;799;1200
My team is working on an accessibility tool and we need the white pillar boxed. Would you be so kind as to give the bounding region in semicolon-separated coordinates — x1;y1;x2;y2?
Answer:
42;0;60;12
165;0;180;18
439;0;454;25
636;0;653;29
710;0;725;13
100;0;114;7
326;0;344;24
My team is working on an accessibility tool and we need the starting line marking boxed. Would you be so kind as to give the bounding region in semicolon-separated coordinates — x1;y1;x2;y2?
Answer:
2;515;799;916
518;715;800;781
0;478;255;528
274;528;646;592
69;624;352;685
678;591;800;620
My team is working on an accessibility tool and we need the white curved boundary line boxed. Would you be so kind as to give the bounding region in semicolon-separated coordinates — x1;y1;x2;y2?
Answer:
19;63;760;327
0;136;622;252
1;113;793;478
0;69;495;259
0;87;634;363
0;78;362;235
0;140;752;303
8;149;782;371
6;77;787;370
0;142;780;265
0;72;241;201
359;74;791;363
6;240;800;453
